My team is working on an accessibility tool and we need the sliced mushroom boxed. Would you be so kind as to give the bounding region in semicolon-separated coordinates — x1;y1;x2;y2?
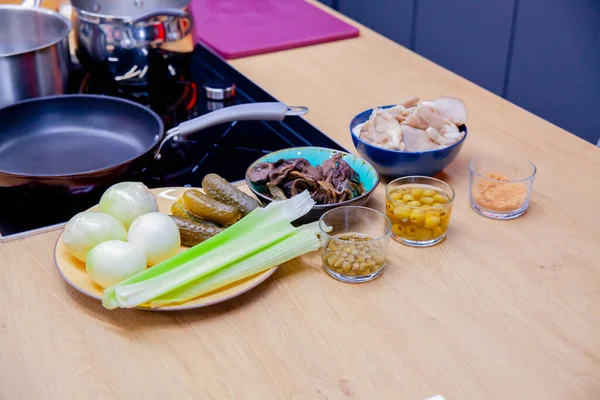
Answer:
266;182;288;200
288;171;318;190
269;162;296;185
248;162;274;183
311;187;332;204
290;179;310;196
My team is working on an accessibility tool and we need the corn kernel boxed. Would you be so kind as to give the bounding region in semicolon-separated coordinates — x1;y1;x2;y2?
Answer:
410;212;425;224
406;200;422;207
416;228;432;241
425;209;437;218
436;209;448;218
392;224;405;235
401;193;414;202
393;205;409;216
410;187;423;197
433;194;449;204
420;196;434;205
425;216;441;229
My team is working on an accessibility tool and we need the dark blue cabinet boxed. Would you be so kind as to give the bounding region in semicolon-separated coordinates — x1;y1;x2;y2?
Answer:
506;0;600;144
413;0;516;96
317;0;334;7
328;0;600;144
336;0;415;48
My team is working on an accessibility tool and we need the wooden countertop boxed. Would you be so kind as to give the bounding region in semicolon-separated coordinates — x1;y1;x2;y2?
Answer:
2;1;600;399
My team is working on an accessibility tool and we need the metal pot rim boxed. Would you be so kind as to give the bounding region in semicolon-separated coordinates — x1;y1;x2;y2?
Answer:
71;0;190;20
0;5;72;58
74;7;186;23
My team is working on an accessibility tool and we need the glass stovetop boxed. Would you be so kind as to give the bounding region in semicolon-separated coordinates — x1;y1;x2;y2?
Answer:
0;44;345;241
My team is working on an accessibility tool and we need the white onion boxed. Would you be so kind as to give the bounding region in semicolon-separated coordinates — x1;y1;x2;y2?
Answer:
99;182;158;229
63;211;127;262
127;212;180;266
86;240;147;288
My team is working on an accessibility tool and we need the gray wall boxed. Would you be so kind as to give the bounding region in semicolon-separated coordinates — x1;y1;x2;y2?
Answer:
320;0;600;145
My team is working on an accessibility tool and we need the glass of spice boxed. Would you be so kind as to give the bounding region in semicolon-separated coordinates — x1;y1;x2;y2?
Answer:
469;155;536;219
319;206;392;283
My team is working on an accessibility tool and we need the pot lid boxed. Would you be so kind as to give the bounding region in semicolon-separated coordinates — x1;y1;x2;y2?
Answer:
71;0;190;19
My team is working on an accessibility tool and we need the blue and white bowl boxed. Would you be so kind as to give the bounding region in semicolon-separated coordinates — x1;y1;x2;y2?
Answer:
350;105;468;177
245;147;380;224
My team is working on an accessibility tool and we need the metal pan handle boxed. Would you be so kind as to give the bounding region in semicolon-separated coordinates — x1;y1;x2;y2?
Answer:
154;102;308;159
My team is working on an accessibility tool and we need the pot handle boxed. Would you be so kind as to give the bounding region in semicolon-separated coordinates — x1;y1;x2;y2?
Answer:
21;0;41;7
154;102;309;159
130;8;189;24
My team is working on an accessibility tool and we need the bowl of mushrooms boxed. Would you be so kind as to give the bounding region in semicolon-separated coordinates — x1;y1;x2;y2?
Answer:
350;96;468;177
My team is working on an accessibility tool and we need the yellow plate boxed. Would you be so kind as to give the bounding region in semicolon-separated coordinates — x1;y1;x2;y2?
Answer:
54;187;277;311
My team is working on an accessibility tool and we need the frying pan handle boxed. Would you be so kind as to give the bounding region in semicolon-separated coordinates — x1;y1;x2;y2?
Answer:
154;102;308;159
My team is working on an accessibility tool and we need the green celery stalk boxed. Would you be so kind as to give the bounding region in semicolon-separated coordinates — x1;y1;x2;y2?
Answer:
150;229;320;307
103;191;315;309
113;219;296;307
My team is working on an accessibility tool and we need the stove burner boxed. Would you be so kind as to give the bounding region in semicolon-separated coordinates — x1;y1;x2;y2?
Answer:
203;79;236;100
79;71;199;130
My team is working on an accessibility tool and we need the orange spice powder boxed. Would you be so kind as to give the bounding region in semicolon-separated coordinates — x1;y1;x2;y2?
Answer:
472;172;528;212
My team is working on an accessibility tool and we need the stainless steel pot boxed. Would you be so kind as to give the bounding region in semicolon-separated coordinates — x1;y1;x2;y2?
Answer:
71;0;194;87
0;0;71;108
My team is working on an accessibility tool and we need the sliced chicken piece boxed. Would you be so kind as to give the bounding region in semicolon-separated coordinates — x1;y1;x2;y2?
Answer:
441;122;462;141
402;103;447;131
402;107;428;130
357;108;403;150
352;121;367;137
401;96;419;108
431;96;468;125
401;107;415;117
425;127;454;146
388;105;407;123
401;126;440;151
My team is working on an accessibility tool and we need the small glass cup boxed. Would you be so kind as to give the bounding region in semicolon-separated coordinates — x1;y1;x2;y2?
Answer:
385;176;455;247
319;206;391;283
469;156;536;219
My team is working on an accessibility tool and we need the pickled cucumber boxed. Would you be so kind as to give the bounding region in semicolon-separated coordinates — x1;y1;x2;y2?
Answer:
202;173;260;216
170;215;225;247
171;198;208;225
182;189;240;225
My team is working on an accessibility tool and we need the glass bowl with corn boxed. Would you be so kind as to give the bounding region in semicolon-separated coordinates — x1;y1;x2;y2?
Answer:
385;176;455;247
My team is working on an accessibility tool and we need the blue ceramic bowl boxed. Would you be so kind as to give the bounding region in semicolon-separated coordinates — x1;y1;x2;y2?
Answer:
350;105;468;177
245;147;380;224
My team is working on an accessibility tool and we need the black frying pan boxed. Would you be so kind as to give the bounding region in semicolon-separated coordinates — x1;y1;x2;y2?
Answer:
0;95;308;190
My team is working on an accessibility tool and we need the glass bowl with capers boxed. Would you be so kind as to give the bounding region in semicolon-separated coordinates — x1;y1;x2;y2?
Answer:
318;206;392;283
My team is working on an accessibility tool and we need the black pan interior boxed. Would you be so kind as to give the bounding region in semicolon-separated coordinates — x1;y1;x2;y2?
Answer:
0;96;163;176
